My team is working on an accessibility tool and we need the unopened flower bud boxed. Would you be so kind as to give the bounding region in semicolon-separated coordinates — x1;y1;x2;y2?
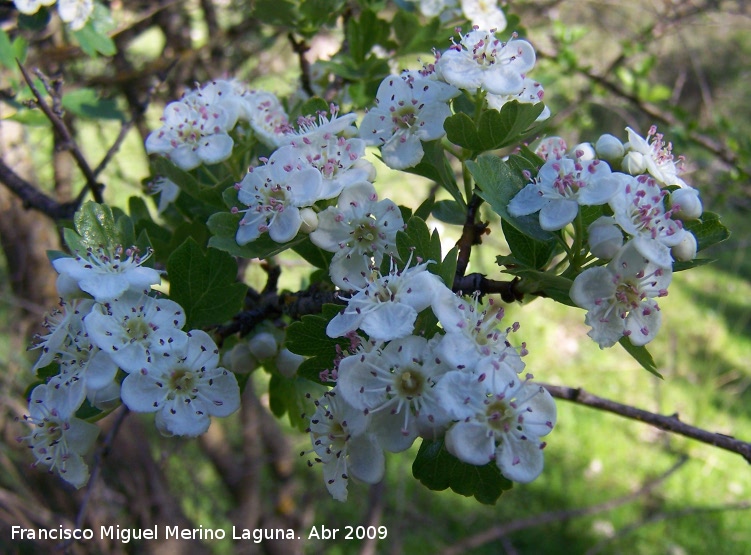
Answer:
670;187;702;220
671;232;697;261
299;207;319;234
595;134;625;162
276;348;305;378
588;216;623;259
572;142;596;161
227;342;259;374
248;331;278;360
622;151;647;175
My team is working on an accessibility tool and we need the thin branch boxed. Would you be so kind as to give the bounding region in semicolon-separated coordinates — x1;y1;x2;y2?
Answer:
0;158;79;219
288;33;315;98
452;273;523;303
438;456;688;555
541;383;751;464
454;194;486;281
17;62;104;203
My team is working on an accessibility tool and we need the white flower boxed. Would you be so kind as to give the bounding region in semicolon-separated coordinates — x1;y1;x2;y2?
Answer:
13;0;55;15
234;150;324;245
326;259;448;342
19;384;99;489
52;246;161;302
437;30;536;95
307;388;385;502
587;216;624;260
609;174;686;268
310;182;404;289
57;0;93;31
242;90;291;148
277;133;373;200
148;176;180;214
508;155;619;231
486;77;549;121
359;74;459;170
671;232;697;262
570;240;672;348
145;98;234;170
84;292;188;374
625;126;687;187
120;330;240;437
281;105;359;146
433;294;525;390
461;0;507;32
337;335;454;452
30;298;94;372
438;370;556;483
406;0;459;18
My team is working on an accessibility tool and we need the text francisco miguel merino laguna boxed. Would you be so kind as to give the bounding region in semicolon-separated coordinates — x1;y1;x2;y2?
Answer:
11;525;302;543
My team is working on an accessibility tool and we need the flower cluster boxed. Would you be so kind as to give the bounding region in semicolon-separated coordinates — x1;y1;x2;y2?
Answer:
508;128;703;348
23;243;240;487
307;260;556;501
146;79;291;171
14;0;93;30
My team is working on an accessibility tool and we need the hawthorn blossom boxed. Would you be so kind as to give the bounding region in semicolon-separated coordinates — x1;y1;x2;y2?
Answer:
145;97;234;170
534;136;567;161
47;345;120;415
18;384;99;488
84;291;188;374
148;176;180;214
243;90;291;148
310;181;404;289
360;74;459;170
433;294;525;391
326;259;448;342
30;298;94;372
234;150;324;245
13;0;55;15
437;29;536;96
307;388;385;502
277;132;373;200
438;370;556;483
486;77;549;121
52;246;161;302
570;240;672;348
281;105;358;146
57;0;93;31
624;126;687;187
404;0;459;20
461;0;507;32
120;330;240;437
337;335;454;452
508;155;619;231
670;187;703;221
609;174;686;268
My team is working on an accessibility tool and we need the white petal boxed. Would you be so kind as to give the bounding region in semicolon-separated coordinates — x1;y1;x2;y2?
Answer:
570;267;615;309
381;133;425;170
360;303;417;341
496;434;545;483
445;421;495;466
196;133;234;165
508;183;546;216
539;198;579;230
347;434;385;484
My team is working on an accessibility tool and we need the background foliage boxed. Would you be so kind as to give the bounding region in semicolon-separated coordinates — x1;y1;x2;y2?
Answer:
0;0;749;553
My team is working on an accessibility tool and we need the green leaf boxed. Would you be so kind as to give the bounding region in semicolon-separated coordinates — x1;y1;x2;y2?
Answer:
268;373;326;432
207;211;306;259
397;216;440;267
405;140;463;205
618;338;662;378
286;304;350;384
682;211;730;252
253;0;298;26
151;157;226;209
431;199;466;225
346;9;390;64
166;238;248;329
477;101;545;151
62;88;124;120
73;201;120;249
292;237;334;271
444;112;484;152
412;438;513;505
0;29;15;70
501;219;557;270
440;246;459;290
469;154;553;242
498;265;574;305
72;24;116;57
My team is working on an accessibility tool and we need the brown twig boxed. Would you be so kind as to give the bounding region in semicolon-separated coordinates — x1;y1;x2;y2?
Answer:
0;158;79;219
17;62;104;204
437;456;689;555
288;33;315;98
541;383;751;464
454;194;486;281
